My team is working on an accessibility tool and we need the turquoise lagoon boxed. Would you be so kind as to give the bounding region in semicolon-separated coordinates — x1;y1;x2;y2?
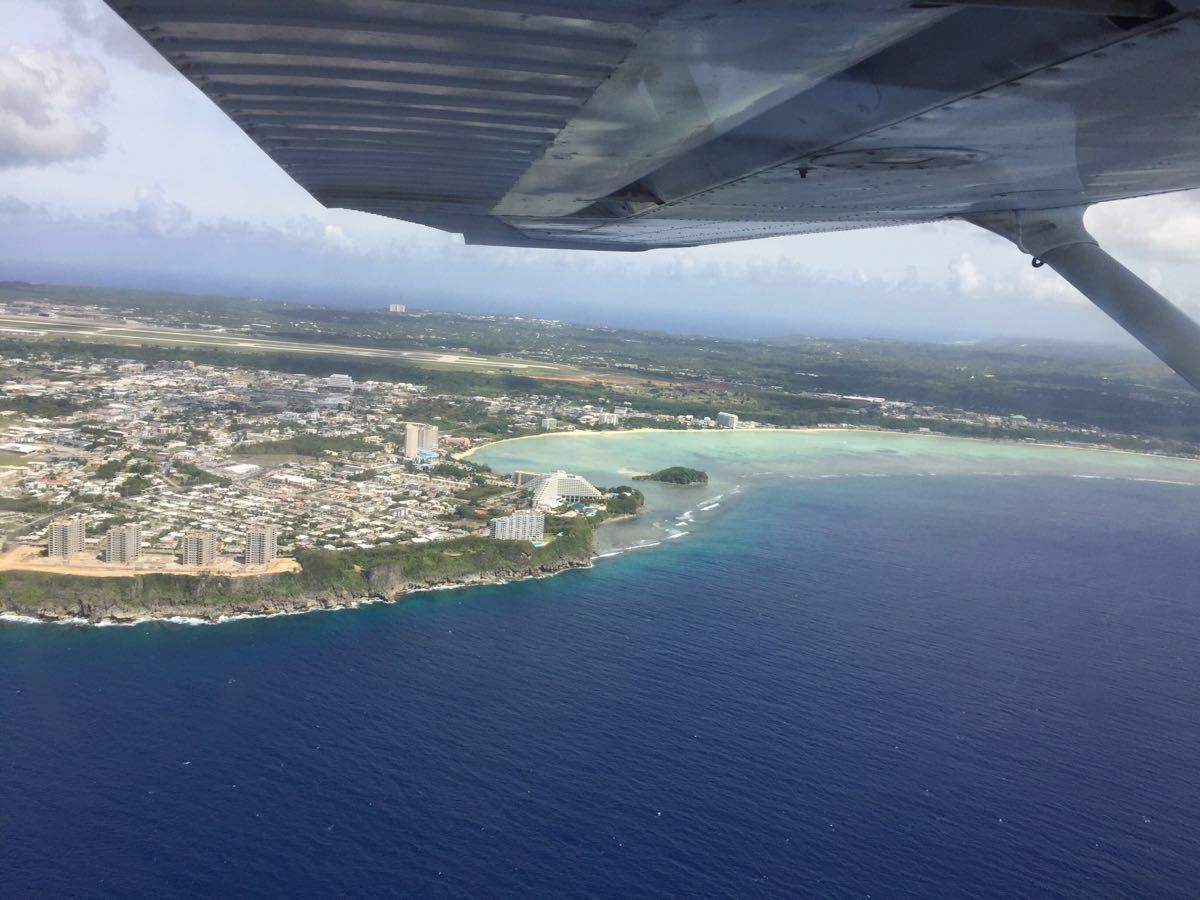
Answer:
471;429;1200;553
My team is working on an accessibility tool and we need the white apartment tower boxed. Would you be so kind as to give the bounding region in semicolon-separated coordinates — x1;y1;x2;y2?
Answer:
106;523;142;565
717;411;739;429
404;422;440;458
245;524;279;566
181;530;217;567
47;518;85;559
489;509;545;541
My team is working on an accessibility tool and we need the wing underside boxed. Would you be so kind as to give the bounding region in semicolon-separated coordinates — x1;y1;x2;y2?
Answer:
104;1;1200;250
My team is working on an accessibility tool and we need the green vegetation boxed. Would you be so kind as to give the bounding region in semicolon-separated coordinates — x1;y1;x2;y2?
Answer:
170;461;229;487
117;475;154;497
0;518;595;620
602;486;645;516
455;482;509;505
237;434;374;457
0;395;84;417
303;517;591;591
0;495;64;514
634;466;709;485
86;512;134;536
93;458;123;480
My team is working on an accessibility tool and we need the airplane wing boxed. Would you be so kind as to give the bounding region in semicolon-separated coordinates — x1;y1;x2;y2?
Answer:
103;0;1200;387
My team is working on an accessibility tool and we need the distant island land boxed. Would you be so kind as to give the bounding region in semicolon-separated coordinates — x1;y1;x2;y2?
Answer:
634;466;709;485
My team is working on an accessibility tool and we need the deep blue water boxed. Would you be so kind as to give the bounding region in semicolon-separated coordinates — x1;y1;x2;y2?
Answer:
3;475;1200;897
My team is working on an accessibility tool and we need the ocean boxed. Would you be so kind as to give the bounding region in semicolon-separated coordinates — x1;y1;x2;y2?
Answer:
3;432;1200;896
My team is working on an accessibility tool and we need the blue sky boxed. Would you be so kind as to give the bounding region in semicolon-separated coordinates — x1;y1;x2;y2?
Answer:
4;0;1200;342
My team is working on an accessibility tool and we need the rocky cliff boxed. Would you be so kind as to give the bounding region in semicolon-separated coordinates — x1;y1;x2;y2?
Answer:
0;524;594;624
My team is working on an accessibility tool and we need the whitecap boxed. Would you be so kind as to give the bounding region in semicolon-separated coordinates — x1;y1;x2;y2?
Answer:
0;613;42;625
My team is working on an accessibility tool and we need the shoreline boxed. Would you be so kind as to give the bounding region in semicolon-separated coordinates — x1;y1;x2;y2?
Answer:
10;426;1198;628
457;425;1200;465
0;506;641;630
0;556;596;628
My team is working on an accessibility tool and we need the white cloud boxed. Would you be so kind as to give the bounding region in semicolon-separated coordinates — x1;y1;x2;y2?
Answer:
1089;193;1200;264
322;224;355;253
949;252;982;295
0;44;107;168
107;185;193;237
45;0;171;73
1010;263;1085;306
945;241;1086;306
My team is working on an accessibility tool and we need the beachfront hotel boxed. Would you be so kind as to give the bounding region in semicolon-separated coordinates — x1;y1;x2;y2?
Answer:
528;471;602;509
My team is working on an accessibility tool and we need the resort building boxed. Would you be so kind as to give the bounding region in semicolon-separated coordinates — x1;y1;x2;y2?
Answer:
597;412;620;426
540;418;557;430
47;517;85;559
489;509;545;541
245;524;279;566
387;303;406;313
511;470;540;487
181;530;217;567
404;422;440;459
106;523;142;565
717;411;739;429
529;471;602;509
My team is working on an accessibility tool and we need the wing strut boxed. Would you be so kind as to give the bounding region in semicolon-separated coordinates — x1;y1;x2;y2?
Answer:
967;206;1200;391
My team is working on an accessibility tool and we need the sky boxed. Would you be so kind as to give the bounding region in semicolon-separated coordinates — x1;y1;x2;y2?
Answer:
4;0;1200;344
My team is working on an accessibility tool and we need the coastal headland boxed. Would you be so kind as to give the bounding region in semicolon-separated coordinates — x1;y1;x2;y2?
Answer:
0;519;594;625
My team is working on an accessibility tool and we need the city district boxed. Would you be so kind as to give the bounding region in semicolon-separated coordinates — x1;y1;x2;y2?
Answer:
0;350;726;578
